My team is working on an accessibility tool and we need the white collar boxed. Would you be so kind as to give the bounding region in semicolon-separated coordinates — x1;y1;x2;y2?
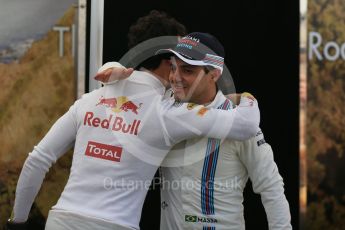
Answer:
205;90;232;109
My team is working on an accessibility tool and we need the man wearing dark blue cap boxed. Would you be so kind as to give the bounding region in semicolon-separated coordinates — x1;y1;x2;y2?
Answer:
155;32;292;230
156;32;226;105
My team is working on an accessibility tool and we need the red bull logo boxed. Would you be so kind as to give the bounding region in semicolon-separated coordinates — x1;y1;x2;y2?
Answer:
96;96;117;108
96;96;142;115
120;101;142;114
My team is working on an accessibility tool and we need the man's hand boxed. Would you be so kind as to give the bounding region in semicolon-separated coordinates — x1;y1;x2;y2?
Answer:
227;92;255;105
94;67;134;83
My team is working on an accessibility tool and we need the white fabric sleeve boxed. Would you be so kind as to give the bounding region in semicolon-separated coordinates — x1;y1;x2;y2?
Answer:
97;62;125;85
162;96;260;144
98;62;124;72
238;130;292;230
12;102;79;222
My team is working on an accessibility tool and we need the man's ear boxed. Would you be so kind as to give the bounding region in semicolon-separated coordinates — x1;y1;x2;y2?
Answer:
210;69;222;82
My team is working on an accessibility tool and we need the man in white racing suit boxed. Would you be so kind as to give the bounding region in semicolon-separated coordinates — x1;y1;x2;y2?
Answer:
7;31;260;230
156;32;292;230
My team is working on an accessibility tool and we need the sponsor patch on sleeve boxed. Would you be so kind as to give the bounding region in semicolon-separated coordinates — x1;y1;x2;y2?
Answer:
255;130;263;136
257;138;266;147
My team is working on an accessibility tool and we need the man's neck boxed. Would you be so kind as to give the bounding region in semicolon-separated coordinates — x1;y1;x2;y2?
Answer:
200;85;219;105
140;67;170;89
192;89;217;105
140;68;169;88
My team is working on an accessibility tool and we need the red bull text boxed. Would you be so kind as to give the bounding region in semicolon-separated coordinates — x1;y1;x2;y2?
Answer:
84;112;141;136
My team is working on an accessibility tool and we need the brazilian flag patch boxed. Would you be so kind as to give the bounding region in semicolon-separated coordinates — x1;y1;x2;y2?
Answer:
185;215;197;222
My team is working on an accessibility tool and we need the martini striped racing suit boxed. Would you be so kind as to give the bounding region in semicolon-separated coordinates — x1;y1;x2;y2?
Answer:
160;91;292;230
11;65;260;230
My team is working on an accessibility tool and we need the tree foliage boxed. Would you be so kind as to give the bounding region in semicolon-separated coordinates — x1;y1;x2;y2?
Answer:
306;0;345;228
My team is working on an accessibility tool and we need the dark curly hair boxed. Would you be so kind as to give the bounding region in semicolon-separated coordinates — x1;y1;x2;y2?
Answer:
127;10;187;70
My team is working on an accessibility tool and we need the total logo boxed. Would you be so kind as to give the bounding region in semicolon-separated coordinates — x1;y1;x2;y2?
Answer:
96;96;142;114
85;141;123;162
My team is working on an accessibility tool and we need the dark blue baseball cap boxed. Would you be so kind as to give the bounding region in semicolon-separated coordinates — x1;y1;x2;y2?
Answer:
156;32;225;72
